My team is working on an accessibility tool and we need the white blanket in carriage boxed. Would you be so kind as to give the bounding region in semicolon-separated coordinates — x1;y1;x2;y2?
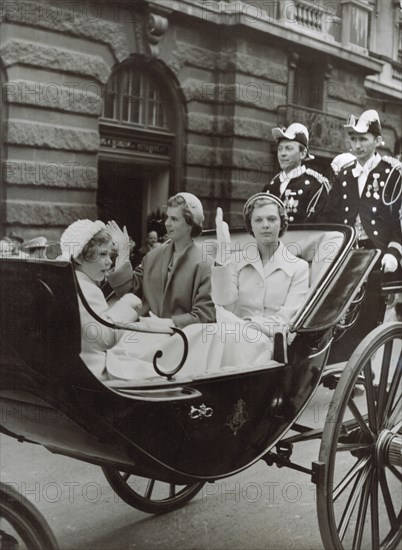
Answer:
105;306;273;381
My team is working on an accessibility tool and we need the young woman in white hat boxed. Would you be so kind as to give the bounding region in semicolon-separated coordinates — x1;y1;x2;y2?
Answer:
59;219;142;380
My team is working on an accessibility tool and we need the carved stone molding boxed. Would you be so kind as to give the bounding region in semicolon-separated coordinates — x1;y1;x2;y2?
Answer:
288;52;300;70
146;13;169;56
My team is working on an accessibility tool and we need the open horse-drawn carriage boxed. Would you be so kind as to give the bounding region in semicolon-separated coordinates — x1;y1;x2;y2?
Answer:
0;223;401;550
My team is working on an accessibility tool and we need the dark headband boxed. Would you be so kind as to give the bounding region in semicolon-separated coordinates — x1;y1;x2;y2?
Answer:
243;192;286;217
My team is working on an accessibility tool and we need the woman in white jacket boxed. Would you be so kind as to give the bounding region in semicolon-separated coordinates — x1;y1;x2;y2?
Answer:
59;219;142;380
204;193;309;370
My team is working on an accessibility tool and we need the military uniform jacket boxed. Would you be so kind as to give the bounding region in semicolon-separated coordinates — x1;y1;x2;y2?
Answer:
263;166;329;223
321;156;402;261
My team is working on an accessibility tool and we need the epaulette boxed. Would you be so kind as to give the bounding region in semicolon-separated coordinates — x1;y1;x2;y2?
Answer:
382;156;402;173
339;160;356;172
305;168;330;193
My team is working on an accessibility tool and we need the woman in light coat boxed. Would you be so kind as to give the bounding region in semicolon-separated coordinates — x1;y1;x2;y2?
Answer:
59;219;142;380
185;192;310;374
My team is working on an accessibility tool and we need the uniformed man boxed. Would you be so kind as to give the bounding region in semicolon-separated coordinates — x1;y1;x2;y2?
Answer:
263;123;329;223
322;109;402;363
322;109;402;272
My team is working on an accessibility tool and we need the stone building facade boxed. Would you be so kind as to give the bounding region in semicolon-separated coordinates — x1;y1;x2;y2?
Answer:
0;0;401;244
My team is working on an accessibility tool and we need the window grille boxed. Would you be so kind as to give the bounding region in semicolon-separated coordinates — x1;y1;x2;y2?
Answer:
102;67;170;130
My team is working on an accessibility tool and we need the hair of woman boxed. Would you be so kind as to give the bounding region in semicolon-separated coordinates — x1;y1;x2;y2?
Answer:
78;228;112;262
243;194;288;237
167;194;203;237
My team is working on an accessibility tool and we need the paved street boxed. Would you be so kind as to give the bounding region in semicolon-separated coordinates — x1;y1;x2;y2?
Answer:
1;383;334;550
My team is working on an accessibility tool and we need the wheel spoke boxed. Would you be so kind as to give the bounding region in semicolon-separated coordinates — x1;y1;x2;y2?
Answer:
333;455;370;502
353;465;373;550
379;470;398;530
338;462;371;541
169;484;175;498
317;326;402;550
144;479;156;500
121;472;130;482
347;398;374;440
383;354;402;425
364;361;378;433
376;340;392;426
336;442;371;453
370;468;380;550
387;395;402;431
387;465;402;483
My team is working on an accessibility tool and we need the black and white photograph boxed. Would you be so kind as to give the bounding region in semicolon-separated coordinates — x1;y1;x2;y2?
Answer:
0;1;401;549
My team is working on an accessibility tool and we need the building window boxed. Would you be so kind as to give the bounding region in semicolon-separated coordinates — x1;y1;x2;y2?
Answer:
349;5;370;48
293;60;324;110
102;67;170;130
341;1;372;50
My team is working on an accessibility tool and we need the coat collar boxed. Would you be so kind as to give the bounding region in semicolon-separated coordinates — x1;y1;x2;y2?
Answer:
75;269;99;286
236;241;295;279
279;164;306;184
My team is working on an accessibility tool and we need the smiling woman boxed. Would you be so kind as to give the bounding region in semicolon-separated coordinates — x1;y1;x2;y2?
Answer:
103;192;216;380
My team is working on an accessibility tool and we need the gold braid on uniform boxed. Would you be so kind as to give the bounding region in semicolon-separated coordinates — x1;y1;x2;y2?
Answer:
381;156;402;207
305;168;331;193
303;169;330;217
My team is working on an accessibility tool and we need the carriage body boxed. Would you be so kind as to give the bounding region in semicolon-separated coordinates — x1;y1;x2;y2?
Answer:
0;224;378;483
2;223;401;550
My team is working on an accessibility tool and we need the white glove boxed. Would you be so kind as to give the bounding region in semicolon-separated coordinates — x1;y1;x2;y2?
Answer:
139;313;175;331
106;221;131;265
119;293;142;311
215;207;231;265
107;293;142;323
381;253;398;273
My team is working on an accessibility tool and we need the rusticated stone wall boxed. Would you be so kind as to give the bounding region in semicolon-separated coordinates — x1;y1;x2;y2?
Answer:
1;0;399;238
162;30;289;226
0;0;132;240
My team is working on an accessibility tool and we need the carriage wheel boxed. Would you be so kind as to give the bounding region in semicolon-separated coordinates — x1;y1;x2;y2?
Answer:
102;467;204;514
317;322;402;550
0;482;58;550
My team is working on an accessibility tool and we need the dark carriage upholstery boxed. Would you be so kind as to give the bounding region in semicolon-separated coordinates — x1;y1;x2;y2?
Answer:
0;259;83;382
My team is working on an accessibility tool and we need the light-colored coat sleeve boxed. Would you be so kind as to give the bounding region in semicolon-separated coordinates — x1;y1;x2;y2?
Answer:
211;262;239;306
78;278;138;352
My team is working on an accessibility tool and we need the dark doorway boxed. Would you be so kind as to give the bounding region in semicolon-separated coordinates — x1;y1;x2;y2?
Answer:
97;161;144;247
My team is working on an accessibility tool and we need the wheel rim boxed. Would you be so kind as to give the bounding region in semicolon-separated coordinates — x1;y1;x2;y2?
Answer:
103;467;204;514
0;483;58;550
116;472;196;503
318;323;402;550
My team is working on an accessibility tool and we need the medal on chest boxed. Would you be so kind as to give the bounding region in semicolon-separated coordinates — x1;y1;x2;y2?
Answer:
284;190;299;213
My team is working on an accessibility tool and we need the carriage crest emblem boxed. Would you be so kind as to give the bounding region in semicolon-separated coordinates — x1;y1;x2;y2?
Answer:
226;398;249;435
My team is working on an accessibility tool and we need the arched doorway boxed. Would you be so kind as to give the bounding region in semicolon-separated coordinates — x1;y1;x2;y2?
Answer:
97;59;184;248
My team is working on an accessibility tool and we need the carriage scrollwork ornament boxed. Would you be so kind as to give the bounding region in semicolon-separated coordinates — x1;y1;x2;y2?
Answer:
225;398;249;435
